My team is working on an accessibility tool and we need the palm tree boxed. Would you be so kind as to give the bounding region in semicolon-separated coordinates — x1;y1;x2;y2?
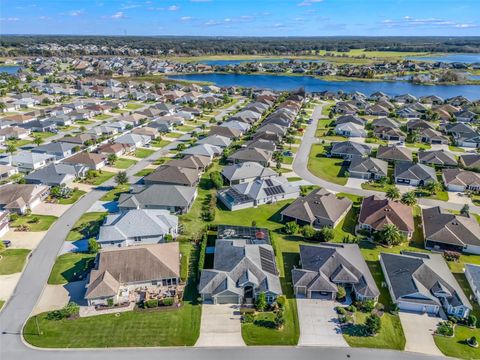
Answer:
114;171;128;186
401;191;417;206
377;224;404;246
33;135;43;147
425;181;442;195
107;153;118;165
386;186;400;201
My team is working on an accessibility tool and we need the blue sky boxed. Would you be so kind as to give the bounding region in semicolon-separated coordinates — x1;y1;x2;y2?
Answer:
1;0;479;36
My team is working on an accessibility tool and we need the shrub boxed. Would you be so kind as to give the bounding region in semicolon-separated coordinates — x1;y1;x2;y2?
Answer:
375;303;385;311
28;216;40;224
336;286;346;301
274;310;285;329
346;305;357;313
436;321;454;337
389;303;399;314
336;307;347;315
164;234;173;242
319;227;334;242
46;302;79;320
360;300;375;313
365;314;381;336
9;213;19;222
209;171;223;189
255;292;268;312
443;250;461;262
302;225;316;239
276;295;286;309
145;299;159;308
467;315;477;328
242;313;255;324
87;238;101;254
162;297;174;306
467;336;478;347
283;221;299;235
107;298;114;307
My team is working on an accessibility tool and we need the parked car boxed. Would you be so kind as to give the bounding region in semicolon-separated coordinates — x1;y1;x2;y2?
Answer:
2;240;12;248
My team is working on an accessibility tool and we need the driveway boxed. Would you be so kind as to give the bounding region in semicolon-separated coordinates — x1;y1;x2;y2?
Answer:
195;304;245;347
297;298;348;347
34;202;71;217
32;280;87;315
0;230;46;250
399;312;443;356
345;177;365;189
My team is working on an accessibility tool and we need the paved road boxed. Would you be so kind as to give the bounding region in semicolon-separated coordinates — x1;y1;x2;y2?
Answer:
293;102;480;214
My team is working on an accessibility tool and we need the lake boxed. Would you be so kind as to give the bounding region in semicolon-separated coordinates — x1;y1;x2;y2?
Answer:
169;73;480;99
0;66;21;74
405;54;480;64
198;58;325;66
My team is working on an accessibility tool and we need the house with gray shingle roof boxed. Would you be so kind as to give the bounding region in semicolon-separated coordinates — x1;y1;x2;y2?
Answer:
377;145;413;163
459;153;480;171
292;243;379;301
25;163;87;186
394;162;437;187
221;162;277;185
380;251;471;318
418;150;457;168
330;141;371;160
348;157;388;180
423;206;480;255
465;264;480;306
196;134;232;148
280;188;352;228
118;184;197;214
442;168;480;192
227;147;273;167
199;239;281;305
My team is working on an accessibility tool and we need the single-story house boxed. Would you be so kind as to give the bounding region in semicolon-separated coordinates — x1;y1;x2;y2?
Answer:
394;162;437;187
32;142;78;160
143;165;200;187
376;145;413;163
464;264;480;306
25;163;87;186
221;162;277;185
442;168;480;192
63;152;106;170
0;184;49;214
330;141;371;160
418;150;457;168
348;157;388;180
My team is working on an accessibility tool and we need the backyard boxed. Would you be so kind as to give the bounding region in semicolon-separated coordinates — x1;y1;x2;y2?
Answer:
10;214;58;232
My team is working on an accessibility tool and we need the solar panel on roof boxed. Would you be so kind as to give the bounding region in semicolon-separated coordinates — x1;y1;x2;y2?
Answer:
265;185;284;196
265;179;274;187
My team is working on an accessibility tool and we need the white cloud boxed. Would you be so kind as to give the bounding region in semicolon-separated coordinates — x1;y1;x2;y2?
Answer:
181;16;193;21
168;5;180;11
298;0;323;6
69;10;84;16
1;17;20;21
381;16;477;29
110;11;128;19
204;19;221;26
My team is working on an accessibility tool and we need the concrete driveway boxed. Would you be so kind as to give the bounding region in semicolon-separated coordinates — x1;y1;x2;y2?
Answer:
399;312;443;356
345;177;365;189
195;304;245;347
297;298;348;347
33;202;71;217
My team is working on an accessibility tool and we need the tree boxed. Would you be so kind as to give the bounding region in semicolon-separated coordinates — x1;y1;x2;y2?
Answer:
320;227;334;242
283;221;299;235
302;225;316;239
176;143;186;151
6;144;16;154
209;171;223;189
385;186;400;201
107;153;118;165
274;310;285;329
33;135;43;146
460;204;470;216
336;286;346;301
87;238;101;254
425;181;442;195
375;224;404;246
365;314;381;336
255;292;267;312
400;191;417;206
115;171;128;185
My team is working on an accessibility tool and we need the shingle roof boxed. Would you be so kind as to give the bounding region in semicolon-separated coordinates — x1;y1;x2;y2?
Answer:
118;184;196;209
359;195;414;233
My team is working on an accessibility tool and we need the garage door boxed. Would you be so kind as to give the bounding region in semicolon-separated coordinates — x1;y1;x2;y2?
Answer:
215;295;240;304
310;291;333;300
398;301;438;314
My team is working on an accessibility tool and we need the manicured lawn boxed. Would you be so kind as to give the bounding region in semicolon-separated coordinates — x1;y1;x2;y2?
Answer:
66;212;108;242
113;158;138;169
332;194;362;242
31;131;56;140
361;181;389;192
308;144;347;185
164;132;183;138
175;125;195;132
134;148;155;158
125;103;143;110
93;114;111;120
448;145;465;153
342;312;406;350
57;189;86;205
315;119;332;138
10;214;58;232
5;139;31;147
25;243;201;348
0;249;31;275
75;119;94;126
282;156;294;165
151;139;171;148
0;300;4;310
435;325;480;360
287;177;302;182
100;184;130;202
134;168;155;177
405;142;431;150
81;171;115;185
47;253;96;284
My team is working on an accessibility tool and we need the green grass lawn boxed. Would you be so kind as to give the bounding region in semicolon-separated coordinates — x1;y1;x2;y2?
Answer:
332;194;362;242
287;177;302;182
435;325;480;360
361;181;389;192
175;125;195;132
448;145;465;153
282;156;294;165
0;249;31;275
99;184;130;202
10;214;58;232
308;144;347;185
81;171;115;185
75;119;94;126
5;139;31;147
112;158;138;169
134;168;155;177
47;253;96;284
125;103;143;110
57;189;86;205
0;300;4;310
342;312;406;350
93;114;111;120
151;139;171;148
66;212;108;242
405;142;431;150
134;148;155;158
164;132;183;138
31;131;56;140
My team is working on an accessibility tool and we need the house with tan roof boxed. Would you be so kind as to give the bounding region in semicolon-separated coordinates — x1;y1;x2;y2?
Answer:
442;168;480;192
358;195;414;238
143;165;200;187
0;184;49;214
63;152;106;170
85;242;180;306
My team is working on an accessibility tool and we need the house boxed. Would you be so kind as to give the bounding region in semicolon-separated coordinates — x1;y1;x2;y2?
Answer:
209;126;242;139
196;134;232;148
418;150;457;167
334;122;367;138
442;168;480;192
292;243;379;301
85;243;180;306
380;251;471;318
455;109;476;123
0;152;55;171
444;122;476;138
423;206;480;254
244;139;277;152
0;184;49;214
165;155;211;172
131;127;159;140
359;195;414;238
18;119;57;133
115;133;151;148
376;145;413;163
97;209;178;248
97;143;134;157
25;163;87;186
459;153;480;171
406;119;434;132
374;126;406;142
199;239;281;305
0;126;30;139
63;152;106;170
464;264;480;305
280;188;352;228
217;177;300;211
0;165;18;180
216;224;270;244
227;148;273;167
456;132;480;148
181;144;222;159
143;165;200;187
221;162;277;185
419;128;449;145
118;184;197;214
394;162;437;186
330;141;371;160
348;157;388;180
32;142;78;160
0;210;10;237
59;134;97;146
335;115;366;126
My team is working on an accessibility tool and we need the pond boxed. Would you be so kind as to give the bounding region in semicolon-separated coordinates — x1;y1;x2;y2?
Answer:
197;58;325;66
169;73;480;99
405;54;480;64
0;66;21;74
